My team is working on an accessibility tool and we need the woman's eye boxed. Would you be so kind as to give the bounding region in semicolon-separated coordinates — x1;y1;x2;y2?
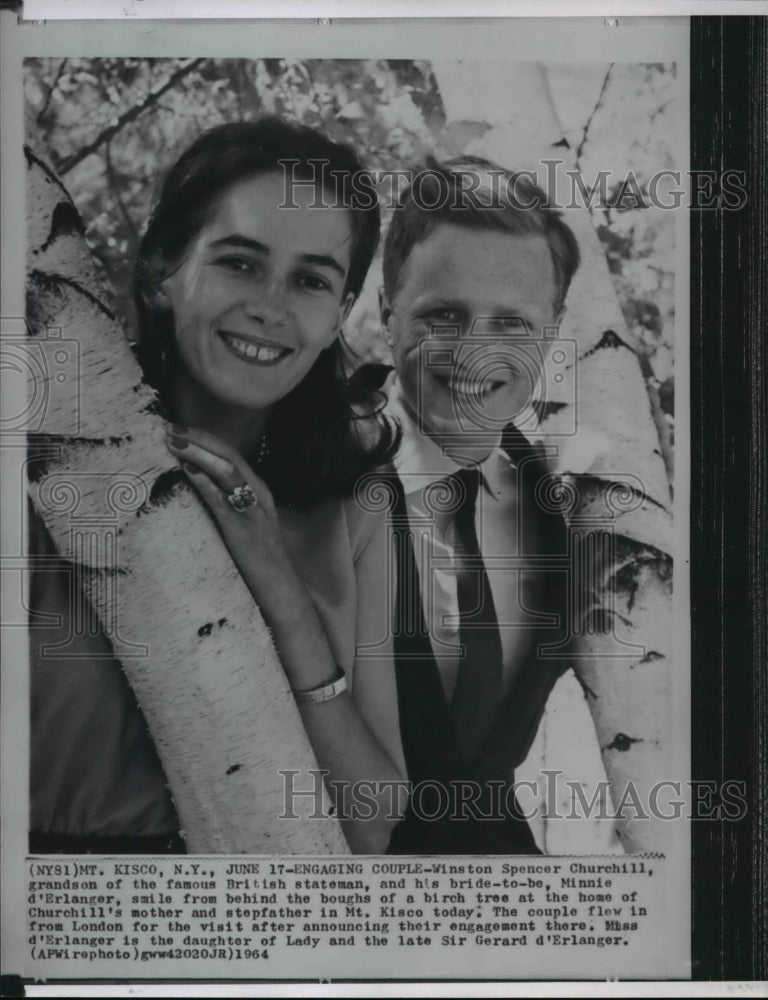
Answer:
297;274;332;292
217;255;257;274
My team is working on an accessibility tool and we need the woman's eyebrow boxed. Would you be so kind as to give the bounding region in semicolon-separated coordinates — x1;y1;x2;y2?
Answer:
300;253;347;280
208;236;346;279
210;235;269;253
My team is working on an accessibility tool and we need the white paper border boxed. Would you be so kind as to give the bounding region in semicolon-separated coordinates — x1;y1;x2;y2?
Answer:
1;10;697;996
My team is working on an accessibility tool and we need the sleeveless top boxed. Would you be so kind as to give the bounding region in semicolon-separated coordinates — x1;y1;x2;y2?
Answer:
28;493;393;852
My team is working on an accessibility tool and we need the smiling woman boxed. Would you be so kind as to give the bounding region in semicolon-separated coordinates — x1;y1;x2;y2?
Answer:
133;119;394;508
160;172;354;427
29;117;408;855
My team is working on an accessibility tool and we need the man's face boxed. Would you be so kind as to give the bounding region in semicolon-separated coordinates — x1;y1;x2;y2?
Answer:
382;223;561;451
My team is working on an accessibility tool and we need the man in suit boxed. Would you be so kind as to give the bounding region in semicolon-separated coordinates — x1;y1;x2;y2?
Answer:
379;156;582;854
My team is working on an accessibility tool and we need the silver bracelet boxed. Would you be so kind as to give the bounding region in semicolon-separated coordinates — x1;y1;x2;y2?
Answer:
293;666;348;705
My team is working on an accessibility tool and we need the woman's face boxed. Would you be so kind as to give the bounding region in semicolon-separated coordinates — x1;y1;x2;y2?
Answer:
161;170;354;417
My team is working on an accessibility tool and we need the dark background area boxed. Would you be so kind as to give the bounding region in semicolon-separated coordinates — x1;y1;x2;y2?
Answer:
690;14;767;983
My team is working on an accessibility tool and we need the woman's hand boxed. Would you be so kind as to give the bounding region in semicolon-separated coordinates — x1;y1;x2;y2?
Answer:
165;424;297;606
166;423;408;852
165;421;328;686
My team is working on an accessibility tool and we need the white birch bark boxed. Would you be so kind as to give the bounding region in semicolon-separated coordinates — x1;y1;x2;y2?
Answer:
25;130;349;855
432;62;675;852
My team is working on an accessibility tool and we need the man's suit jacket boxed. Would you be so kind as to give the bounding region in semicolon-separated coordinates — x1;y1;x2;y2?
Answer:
374;378;570;855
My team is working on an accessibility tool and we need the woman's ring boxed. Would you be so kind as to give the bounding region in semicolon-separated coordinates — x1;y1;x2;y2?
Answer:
226;483;257;512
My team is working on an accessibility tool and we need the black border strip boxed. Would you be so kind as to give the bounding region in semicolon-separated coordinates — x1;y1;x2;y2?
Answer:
691;14;768;981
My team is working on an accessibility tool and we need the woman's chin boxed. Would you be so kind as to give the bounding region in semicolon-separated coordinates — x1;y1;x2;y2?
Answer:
210;367;295;411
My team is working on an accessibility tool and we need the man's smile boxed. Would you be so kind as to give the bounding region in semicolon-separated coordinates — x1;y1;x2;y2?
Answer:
433;370;509;397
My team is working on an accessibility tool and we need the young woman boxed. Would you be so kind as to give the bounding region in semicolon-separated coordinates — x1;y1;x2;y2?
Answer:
29;117;406;855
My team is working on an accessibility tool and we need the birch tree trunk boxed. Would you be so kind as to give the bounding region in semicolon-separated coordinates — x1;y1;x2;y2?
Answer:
24;124;349;855
432;62;675;853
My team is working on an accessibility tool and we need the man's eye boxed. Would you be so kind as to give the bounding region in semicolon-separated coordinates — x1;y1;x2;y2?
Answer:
427;308;464;332
492;316;530;333
430;308;462;323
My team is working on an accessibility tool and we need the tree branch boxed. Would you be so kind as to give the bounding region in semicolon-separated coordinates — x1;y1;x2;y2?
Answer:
105;138;139;249
59;58;205;176
575;63;614;166
36;57;68;126
240;61;264;118
647;379;675;488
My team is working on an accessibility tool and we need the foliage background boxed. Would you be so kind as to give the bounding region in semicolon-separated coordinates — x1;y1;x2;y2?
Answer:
23;57;677;453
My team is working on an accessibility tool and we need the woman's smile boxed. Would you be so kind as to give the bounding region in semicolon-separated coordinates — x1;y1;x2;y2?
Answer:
217;329;293;366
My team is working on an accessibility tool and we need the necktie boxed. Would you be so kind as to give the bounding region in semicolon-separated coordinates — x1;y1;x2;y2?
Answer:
449;465;504;763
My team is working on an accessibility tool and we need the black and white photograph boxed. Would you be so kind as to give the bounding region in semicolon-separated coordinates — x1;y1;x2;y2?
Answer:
20;50;683;854
1;5;765;992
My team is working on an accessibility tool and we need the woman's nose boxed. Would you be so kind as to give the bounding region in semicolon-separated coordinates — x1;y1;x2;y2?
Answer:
244;277;288;325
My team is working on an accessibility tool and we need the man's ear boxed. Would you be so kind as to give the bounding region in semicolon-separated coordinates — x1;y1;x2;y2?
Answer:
328;291;356;345
378;285;392;328
540;306;565;344
379;286;395;349
340;291;355;326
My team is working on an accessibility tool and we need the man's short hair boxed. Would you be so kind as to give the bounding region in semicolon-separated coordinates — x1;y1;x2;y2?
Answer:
382;155;581;314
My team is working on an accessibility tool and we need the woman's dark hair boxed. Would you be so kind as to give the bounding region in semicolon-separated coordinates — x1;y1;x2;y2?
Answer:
132;117;398;508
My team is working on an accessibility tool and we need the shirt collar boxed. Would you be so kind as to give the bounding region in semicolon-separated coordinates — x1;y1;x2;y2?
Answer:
386;376;513;500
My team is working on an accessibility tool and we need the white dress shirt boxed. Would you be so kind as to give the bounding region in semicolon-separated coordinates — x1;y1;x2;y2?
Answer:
386;381;547;702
